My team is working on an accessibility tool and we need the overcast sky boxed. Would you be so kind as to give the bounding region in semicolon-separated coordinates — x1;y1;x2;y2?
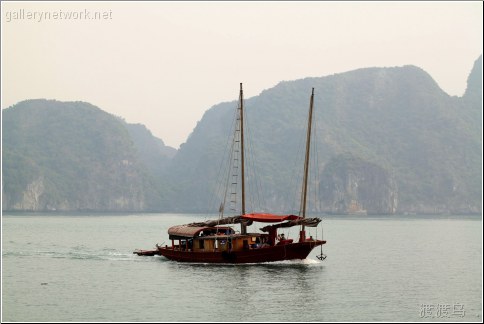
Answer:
2;1;482;148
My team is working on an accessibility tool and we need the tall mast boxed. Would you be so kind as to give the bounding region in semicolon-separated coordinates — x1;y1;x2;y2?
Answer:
239;83;247;235
299;88;314;242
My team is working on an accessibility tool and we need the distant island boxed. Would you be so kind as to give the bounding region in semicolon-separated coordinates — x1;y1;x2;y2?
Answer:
2;55;482;215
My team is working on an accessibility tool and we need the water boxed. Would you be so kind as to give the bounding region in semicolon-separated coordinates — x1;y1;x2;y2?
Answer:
2;213;482;322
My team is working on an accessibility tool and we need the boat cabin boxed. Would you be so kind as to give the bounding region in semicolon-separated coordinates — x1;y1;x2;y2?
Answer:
167;225;281;253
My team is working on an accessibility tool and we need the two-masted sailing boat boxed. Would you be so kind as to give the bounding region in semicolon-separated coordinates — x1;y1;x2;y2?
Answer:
134;84;326;263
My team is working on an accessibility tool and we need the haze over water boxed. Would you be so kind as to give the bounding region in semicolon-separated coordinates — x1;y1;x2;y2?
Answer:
2;213;481;322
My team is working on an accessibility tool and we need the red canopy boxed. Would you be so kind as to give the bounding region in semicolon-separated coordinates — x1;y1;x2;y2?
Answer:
241;213;301;223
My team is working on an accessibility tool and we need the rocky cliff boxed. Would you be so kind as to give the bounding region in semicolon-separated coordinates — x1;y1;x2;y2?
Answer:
3;56;481;214
320;154;398;214
2;100;174;211
162;57;482;215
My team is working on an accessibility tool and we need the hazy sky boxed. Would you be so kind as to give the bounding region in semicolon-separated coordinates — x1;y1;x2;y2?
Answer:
2;1;482;148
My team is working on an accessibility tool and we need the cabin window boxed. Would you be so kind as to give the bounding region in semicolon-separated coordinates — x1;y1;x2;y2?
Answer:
199;240;205;249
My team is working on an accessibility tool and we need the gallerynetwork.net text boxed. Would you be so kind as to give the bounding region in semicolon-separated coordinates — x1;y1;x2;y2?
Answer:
5;9;113;23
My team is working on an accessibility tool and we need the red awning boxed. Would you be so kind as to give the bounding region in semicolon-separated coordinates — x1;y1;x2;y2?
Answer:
241;213;301;223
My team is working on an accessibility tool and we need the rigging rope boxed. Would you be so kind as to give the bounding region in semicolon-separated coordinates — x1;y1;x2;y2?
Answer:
310;116;321;213
207;102;240;217
243;105;265;213
285;121;307;214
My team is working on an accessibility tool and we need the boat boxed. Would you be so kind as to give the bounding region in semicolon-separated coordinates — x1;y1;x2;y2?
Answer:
134;84;327;263
347;199;367;215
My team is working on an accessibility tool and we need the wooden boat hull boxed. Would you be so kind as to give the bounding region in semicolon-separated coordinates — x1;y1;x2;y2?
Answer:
156;240;326;264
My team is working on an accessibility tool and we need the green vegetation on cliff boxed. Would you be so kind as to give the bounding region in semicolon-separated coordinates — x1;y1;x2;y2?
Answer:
2;100;173;211
164;57;482;214
2;56;481;214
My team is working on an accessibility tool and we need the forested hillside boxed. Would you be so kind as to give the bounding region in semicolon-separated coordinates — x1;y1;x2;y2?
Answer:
164;56;482;214
2;56;481;214
2;100;174;211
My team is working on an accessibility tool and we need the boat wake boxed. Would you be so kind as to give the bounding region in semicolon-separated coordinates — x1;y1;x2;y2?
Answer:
3;248;156;262
171;257;324;267
249;258;324;267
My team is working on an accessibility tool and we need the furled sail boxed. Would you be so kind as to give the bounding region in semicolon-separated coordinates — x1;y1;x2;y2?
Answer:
259;217;322;232
183;214;321;233
184;213;309;227
187;215;243;228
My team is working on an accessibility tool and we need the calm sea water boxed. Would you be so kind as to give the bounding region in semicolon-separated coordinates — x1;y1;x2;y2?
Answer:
2;213;482;322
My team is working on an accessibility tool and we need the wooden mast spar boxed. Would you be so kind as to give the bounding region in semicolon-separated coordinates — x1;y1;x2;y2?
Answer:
239;83;247;235
299;88;315;242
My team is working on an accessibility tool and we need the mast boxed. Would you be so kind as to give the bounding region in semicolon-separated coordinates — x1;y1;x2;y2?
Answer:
239;83;247;235
299;88;315;242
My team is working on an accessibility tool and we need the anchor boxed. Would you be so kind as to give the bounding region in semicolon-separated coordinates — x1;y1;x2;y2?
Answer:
316;253;327;261
316;225;326;261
